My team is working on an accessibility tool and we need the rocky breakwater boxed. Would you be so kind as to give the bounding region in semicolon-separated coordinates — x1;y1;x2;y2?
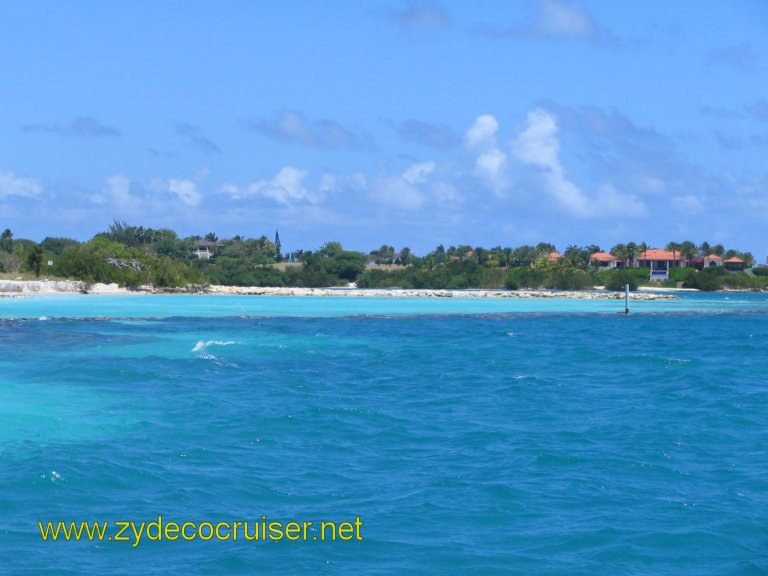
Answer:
0;279;88;294
205;286;678;300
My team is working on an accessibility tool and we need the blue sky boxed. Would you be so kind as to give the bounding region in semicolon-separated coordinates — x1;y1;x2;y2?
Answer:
1;1;767;259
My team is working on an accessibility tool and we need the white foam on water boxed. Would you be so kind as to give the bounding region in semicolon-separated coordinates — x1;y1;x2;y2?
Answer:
197;352;239;368
191;340;242;352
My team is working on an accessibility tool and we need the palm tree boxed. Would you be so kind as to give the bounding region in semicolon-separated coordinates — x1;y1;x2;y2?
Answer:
666;241;682;268
456;245;473;261
27;245;43;278
626;242;638;268
564;244;589;269
740;252;756;267
0;228;12;253
474;246;487;265
514;245;538;267
502;247;513;268
680;241;697;263
611;243;628;267
536;242;556;258
433;244;446;265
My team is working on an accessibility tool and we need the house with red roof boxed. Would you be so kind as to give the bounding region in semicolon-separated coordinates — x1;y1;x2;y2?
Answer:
589;252;618;268
636;249;685;281
689;254;724;270
724;256;746;271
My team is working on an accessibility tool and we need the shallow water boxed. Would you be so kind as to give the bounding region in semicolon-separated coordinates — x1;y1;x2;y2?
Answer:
3;290;768;319
1;293;766;574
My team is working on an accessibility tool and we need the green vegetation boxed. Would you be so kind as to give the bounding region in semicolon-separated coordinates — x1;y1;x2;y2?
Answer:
0;222;766;291
601;269;645;291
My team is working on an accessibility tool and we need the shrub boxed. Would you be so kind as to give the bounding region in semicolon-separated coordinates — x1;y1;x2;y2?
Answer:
721;273;768;290
604;269;640;291
504;274;519;290
682;268;722;291
668;267;690;282
546;268;594;290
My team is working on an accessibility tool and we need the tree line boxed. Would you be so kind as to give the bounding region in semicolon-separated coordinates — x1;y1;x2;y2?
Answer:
0;222;764;291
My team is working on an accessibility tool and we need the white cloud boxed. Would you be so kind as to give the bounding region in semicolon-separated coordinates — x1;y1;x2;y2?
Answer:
0;170;43;198
149;176;203;208
536;0;596;39
465;115;508;195
319;172;367;195
465;114;499;149
168;178;202;207
371;161;445;210
513;108;589;216
402;161;436;185
542;172;589;216
432;181;462;204
372;175;425;210
90;175;144;213
475;0;605;44
221;166;316;205
475;149;508;195
104;174;132;206
513;108;561;170
319;173;338;194
511;108;650;218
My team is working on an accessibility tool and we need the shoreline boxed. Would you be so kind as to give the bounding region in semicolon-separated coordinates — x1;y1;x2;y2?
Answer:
203;285;679;299
1;280;763;299
0;280;679;300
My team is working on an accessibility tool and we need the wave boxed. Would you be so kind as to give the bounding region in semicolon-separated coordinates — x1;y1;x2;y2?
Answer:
191;340;242;352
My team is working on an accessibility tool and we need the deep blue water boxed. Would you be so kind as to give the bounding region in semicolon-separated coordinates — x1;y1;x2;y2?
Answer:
1;294;767;574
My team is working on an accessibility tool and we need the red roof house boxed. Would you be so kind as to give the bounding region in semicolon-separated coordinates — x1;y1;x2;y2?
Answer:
724;256;746;271
590;252;618;268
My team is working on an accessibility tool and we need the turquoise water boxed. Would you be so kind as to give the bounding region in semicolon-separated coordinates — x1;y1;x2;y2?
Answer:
1;293;767;574
3;290;768;318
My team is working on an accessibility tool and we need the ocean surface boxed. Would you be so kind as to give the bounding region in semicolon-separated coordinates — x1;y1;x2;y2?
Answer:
1;292;767;575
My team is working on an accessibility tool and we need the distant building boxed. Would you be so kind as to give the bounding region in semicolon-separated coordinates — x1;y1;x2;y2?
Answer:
547;251;563;263
724;256;746;271
589;252;618;268
193;239;217;259
636;249;685;281
689;254;723;270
